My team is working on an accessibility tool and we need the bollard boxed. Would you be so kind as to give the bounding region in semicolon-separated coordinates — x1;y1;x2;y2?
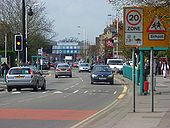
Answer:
144;81;149;95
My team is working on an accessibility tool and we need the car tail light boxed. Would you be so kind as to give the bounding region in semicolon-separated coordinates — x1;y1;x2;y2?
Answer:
6;75;8;79
30;69;33;78
56;68;61;72
67;68;71;72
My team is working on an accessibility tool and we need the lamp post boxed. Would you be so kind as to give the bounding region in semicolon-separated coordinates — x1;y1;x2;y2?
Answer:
77;26;87;60
22;0;26;64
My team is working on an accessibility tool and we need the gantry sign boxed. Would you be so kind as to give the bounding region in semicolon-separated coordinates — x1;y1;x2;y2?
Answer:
124;6;170;48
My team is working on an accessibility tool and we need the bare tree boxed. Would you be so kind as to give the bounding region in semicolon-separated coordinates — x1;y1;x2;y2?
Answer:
0;0;56;59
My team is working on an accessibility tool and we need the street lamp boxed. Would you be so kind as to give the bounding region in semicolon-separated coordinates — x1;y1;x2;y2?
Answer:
77;26;87;60
22;0;37;64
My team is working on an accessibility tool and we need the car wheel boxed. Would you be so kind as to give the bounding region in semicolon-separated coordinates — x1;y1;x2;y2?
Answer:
91;81;94;84
7;87;12;92
41;81;46;91
70;74;72;78
55;75;58;78
110;81;114;85
33;82;39;91
16;88;21;91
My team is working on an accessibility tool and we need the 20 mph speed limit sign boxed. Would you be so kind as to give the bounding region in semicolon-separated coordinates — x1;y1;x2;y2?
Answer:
124;7;143;46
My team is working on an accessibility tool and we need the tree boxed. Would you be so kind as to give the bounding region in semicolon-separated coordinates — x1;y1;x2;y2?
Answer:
0;0;56;62
107;0;170;59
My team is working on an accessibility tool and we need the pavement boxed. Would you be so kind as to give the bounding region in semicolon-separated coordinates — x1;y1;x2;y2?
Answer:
0;74;170;128
72;74;170;128
0;77;6;91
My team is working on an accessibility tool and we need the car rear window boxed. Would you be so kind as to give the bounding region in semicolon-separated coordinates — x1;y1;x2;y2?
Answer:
58;64;69;68
9;68;31;75
108;60;123;65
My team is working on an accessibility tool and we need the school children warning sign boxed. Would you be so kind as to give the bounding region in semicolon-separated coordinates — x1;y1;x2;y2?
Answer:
143;6;170;47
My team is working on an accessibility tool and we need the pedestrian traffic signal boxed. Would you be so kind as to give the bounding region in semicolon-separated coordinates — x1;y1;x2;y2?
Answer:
15;35;23;51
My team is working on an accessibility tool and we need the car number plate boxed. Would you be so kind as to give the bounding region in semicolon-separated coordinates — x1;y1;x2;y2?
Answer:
16;76;24;78
99;77;106;80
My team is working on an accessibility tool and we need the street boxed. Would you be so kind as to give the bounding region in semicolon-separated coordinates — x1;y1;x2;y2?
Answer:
0;69;124;128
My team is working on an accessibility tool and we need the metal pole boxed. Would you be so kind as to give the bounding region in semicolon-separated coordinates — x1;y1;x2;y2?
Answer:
25;7;28;64
150;47;154;112
4;34;7;58
22;0;26;64
132;48;136;112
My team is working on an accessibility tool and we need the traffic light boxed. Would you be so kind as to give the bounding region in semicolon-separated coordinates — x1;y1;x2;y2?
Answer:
15;35;23;51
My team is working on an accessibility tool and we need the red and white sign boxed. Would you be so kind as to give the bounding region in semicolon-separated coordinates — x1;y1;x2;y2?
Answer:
125;8;143;33
147;15;166;32
124;7;143;46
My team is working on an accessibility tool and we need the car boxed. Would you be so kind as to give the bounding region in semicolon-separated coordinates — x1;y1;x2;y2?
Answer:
90;65;114;85
55;63;72;78
78;63;90;72
72;62;79;68
107;59;124;74
6;66;46;92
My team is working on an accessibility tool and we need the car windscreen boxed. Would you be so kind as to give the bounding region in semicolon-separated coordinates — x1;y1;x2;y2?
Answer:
108;60;123;65
9;68;31;75
93;66;112;72
80;63;89;66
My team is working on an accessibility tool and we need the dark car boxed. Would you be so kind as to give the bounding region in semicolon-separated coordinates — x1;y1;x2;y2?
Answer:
90;65;114;85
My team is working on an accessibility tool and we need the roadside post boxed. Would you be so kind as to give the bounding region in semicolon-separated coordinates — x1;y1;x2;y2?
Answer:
124;7;143;112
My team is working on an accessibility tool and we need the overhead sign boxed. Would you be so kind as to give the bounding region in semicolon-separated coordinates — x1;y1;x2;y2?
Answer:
143;6;170;47
124;7;143;46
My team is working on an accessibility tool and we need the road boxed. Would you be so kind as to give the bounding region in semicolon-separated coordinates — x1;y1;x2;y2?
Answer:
0;69;124;128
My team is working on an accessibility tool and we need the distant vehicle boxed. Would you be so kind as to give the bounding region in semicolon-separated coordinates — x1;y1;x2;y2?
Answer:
6;66;46;92
78;63;90;72
72;62;79;68
107;59;124;74
55;63;72;78
91;65;114;85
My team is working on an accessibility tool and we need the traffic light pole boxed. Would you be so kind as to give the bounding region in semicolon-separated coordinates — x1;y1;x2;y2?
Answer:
22;0;26;64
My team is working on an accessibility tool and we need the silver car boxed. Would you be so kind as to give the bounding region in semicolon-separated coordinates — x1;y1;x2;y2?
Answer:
78;63;90;72
55;63;72;78
6;66;46;92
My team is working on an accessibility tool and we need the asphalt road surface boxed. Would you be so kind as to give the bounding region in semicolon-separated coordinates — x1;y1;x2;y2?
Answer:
0;69;124;128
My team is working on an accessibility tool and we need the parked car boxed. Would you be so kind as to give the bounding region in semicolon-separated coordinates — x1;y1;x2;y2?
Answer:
78;63;90;72
6;66;46;92
107;59;124;74
91;65;114;85
55;63;72;78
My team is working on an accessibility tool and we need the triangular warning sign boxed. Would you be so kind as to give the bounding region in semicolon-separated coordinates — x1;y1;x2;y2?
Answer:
147;15;166;32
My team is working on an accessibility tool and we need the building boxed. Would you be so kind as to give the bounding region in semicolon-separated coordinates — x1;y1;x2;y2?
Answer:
52;39;83;62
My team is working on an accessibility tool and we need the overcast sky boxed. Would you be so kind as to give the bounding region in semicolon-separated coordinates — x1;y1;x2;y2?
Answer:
39;0;115;43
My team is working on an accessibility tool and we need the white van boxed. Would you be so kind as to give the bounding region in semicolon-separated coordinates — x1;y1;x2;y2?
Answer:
107;59;124;74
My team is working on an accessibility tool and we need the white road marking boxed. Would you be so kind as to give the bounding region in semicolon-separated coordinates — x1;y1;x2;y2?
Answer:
84;91;88;94
64;88;69;90
12;91;21;94
73;90;79;94
54;91;63;94
114;91;117;95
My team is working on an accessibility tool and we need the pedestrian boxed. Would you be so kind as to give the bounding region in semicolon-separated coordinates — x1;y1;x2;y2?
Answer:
161;61;169;78
1;62;9;76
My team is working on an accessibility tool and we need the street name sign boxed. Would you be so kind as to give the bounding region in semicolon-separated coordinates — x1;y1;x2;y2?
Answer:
124;7;143;46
